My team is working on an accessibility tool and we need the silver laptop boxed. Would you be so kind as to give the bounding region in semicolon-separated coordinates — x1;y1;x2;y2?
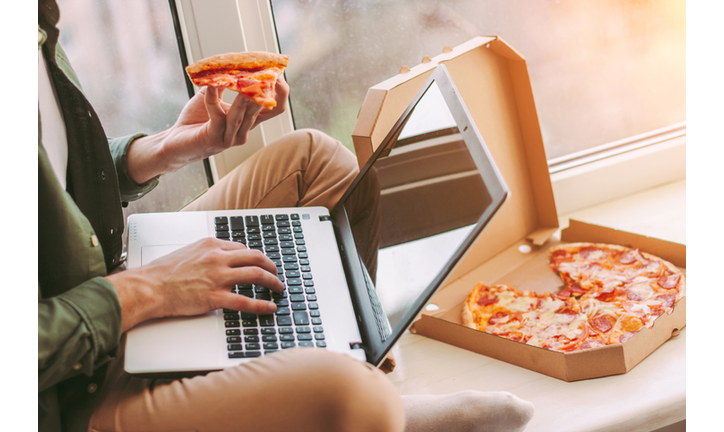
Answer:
124;65;508;375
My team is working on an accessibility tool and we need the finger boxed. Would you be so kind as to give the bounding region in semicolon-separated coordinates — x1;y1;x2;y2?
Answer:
227;265;284;293
223;93;252;144
232;103;263;146
227;248;278;276
219;291;277;315
204;86;226;124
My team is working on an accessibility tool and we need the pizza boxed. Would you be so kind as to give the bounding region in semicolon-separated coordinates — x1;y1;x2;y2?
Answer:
462;243;685;352
185;51;289;109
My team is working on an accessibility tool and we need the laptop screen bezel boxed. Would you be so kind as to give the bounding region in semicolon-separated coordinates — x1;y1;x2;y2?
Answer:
330;65;509;366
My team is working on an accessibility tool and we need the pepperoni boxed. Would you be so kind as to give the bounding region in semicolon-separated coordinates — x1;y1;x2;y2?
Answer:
619;332;635;343
555;306;579;315
552;249;569;258
591;316;613;333
619;249;640;264
477;295;499;306
656;294;677;308
557;288;572;301
488;312;509;325
596;289;618;302
570;282;587;294
658;274;681;289
626;289;643;301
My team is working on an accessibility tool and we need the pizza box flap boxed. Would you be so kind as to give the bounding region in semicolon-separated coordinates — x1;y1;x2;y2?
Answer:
410;220;686;381
353;36;558;284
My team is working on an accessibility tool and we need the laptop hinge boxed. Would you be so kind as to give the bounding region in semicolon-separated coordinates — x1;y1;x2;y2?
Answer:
319;215;331;222
349;342;364;350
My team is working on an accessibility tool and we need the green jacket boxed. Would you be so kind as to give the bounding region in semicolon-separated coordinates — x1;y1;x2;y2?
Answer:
38;1;158;430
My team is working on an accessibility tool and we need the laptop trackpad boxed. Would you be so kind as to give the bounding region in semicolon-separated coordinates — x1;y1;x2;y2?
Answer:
141;244;187;266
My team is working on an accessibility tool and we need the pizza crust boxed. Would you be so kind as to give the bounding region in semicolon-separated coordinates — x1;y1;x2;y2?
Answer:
185;51;289;75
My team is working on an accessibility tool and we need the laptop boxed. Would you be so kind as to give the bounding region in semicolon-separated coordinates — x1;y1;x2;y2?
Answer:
124;65;508;375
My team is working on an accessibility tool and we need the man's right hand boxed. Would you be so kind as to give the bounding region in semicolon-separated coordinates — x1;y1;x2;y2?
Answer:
106;238;284;333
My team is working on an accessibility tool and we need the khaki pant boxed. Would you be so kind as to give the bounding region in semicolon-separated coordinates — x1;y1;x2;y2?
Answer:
89;129;404;432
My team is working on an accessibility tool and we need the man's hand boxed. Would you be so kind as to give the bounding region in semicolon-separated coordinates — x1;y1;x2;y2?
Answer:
107;238;284;333
125;77;290;185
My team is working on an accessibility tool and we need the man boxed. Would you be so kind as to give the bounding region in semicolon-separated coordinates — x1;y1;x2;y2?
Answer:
38;1;534;431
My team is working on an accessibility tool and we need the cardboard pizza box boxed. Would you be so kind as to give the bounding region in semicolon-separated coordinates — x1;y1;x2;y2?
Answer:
352;36;686;381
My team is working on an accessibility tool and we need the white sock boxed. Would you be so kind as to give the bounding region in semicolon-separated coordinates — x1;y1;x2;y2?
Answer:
401;391;534;432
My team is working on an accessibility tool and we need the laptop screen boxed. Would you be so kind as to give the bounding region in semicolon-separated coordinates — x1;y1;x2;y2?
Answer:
333;65;508;365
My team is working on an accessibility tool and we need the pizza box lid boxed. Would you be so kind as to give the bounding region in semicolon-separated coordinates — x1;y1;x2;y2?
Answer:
352;35;558;288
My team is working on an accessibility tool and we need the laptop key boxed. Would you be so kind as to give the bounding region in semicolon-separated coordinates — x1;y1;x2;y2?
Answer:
291;302;307;311
226;329;241;336
242;320;258;327
279;327;294;334
215;216;228;225
311;318;322;325
316;341;327;348
293;311;309;326
315;334;325;341
227;337;241;343
298;341;314;348
261;328;276;335
297;334;313;341
245;216;259;227
262;335;277;342
280;334;295;342
229;216;244;231
277;315;293;326
225;321;240;328
259;315;275;327
290;294;305;302
228;351;258;358
261;215;275;225
263;342;279;350
275;307;290;316
295;326;311;334
244;336;259;342
281;341;296;349
246;343;261;350
243;329;258;335
228;344;243;351
288;286;304;294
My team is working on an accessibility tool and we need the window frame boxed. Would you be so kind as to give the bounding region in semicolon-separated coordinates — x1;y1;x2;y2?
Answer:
173;0;686;213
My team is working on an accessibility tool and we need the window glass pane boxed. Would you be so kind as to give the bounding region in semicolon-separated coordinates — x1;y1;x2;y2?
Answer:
57;0;208;217
271;0;685;159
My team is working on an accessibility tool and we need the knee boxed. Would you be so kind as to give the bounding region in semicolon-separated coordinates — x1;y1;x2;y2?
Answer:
303;350;404;432
294;128;358;171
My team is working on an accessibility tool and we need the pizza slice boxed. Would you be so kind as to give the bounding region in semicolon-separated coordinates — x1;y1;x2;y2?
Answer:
185;51;290;109
462;242;685;353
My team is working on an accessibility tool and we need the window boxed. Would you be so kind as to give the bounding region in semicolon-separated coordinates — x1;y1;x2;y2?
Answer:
57;0;209;218
270;0;685;160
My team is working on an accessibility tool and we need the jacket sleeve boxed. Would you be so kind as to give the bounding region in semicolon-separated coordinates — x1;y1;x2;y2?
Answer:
108;133;160;203
38;277;122;393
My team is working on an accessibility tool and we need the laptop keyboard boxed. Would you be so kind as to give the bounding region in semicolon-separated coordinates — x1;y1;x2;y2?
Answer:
214;213;326;359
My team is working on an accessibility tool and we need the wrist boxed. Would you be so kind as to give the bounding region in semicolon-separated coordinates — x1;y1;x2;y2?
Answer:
126;130;173;184
107;269;164;332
